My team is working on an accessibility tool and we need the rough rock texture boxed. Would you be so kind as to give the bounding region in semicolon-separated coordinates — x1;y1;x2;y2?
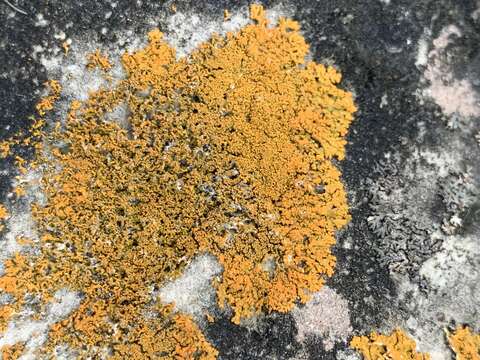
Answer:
1;0;479;359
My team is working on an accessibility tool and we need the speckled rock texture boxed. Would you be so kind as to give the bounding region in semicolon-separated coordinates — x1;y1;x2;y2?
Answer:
0;0;479;359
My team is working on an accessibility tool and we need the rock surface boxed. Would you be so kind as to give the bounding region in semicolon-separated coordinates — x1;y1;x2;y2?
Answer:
1;0;479;359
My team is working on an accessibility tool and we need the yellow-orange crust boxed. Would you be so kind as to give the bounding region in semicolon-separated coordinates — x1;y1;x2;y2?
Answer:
35;80;61;116
0;5;355;358
86;49;113;71
350;328;430;360
0;205;8;220
1;343;25;360
447;326;480;360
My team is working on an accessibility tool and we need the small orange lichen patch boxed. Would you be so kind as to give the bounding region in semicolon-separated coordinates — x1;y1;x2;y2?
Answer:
0;204;8;220
35;80;61;116
0;304;15;333
0;142;10;158
250;3;267;26
14;155;28;175
13;186;25;198
224;9;231;21
350;328;430;360
0;5;355;358
86;49;113;71
447;326;480;360
62;40;70;56
1;343;25;360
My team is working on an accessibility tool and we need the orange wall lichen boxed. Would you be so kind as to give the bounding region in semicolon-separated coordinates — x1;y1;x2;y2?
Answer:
0;205;7;220
350;328;430;360
86;49;113;71
447;326;480;360
351;327;480;360
35;80;61;116
0;204;8;233
0;5;356;358
1;343;25;360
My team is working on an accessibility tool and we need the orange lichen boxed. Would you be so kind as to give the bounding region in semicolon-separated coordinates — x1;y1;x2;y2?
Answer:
224;9;231;21
0;305;14;333
350;328;430;360
0;204;7;232
35;80;61;116
0;5;355;358
0;204;7;220
447;326;480;360
14;155;27;175
86;49;113;71
0;142;10;158
13;186;25;198
62;40;70;56
1;343;25;360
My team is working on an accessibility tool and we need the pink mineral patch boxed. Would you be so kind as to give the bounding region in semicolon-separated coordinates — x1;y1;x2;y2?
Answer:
292;286;352;351
423;25;480;118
